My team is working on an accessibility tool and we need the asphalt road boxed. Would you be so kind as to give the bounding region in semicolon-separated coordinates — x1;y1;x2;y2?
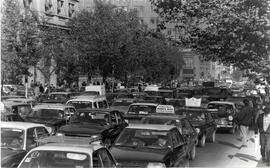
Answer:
190;129;264;167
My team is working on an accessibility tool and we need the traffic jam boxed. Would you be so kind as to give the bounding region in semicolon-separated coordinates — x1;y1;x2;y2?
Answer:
0;82;262;168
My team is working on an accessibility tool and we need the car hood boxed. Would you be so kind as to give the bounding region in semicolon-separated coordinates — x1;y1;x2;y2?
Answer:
110;146;168;163
58;123;109;136
24;117;63;126
1;148;26;166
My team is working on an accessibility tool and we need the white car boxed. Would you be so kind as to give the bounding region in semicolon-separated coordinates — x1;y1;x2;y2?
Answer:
17;136;118;168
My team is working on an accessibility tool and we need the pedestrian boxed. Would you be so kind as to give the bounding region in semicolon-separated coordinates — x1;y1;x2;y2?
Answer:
234;99;254;147
34;83;40;98
255;102;270;166
39;84;44;93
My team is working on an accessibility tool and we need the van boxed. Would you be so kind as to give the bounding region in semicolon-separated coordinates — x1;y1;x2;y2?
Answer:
66;95;109;110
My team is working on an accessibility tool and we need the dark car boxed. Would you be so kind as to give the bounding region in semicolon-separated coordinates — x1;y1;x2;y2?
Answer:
201;87;232;101
1;112;24;122
1;101;32;119
176;107;217;147
166;98;186;111
42;92;78;104
1;122;49;168
138;96;166;104
124;103;159;123
56;108;128;147
24;104;75;135
207;101;238;134
110;98;138;114
141;114;198;160
110;124;189;167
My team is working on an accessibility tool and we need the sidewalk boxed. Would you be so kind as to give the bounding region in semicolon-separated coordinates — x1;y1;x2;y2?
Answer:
226;131;268;168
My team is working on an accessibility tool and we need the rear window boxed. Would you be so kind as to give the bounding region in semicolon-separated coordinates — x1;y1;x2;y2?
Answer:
67;101;93;109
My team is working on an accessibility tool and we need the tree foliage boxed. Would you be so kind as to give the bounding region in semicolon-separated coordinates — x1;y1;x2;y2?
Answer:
150;0;270;73
1;0;41;80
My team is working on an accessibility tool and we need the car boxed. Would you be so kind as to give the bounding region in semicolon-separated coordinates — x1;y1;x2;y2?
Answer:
1;122;49;168
42;92;78;104
124;103;160;123
24;104;76;134
4;98;36;107
110;124;190;167
166;98;186;110
141;114;198;160
138;95;166;104
110;98;138;114
207;101;238;134
17;136;118;168
1;95;25;101
66;95;109;110
1;112;25;122
176;107;217;147
56;108;128;147
1;101;32;119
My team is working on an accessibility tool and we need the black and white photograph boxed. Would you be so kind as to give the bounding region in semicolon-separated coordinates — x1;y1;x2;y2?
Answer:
1;0;270;167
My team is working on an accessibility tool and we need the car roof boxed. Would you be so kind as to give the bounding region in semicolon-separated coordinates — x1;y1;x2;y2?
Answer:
49;92;73;95
30;143;102;154
33;103;75;110
130;103;159;106
144;114;186;120
0;121;45;129
2;101;31;107
77;108;116;113
208;101;235;105
127;124;176;131
67;95;106;102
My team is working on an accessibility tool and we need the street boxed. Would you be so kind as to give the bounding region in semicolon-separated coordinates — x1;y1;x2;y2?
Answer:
190;129;264;167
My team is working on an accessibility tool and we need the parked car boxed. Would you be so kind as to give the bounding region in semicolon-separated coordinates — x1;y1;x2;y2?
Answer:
18;136;118;168
56;108;128;147
207;101;238;134
110;124;190;167
176;107;217;147
1;122;49;168
141;114;198;160
24;104;76;135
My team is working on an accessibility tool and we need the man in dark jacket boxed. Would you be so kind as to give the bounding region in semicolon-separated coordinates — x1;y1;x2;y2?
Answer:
235;99;253;147
256;104;270;165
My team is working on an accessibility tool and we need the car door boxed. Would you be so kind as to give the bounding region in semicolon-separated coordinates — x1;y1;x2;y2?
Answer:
170;128;188;167
25;128;37;151
92;148;117;168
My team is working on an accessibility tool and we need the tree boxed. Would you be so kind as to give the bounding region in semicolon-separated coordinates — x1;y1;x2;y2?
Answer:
1;0;41;83
150;0;270;73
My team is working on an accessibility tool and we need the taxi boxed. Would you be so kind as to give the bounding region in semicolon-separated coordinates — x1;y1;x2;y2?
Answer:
1;122;49;168
141;114;198;160
110;124;189;167
24;104;76;135
56;108;128;147
42;92;78;104
110;98;138;114
124;103;160;123
207;101;238;134
66;95;109;110
4;98;36;106
17;136;118;168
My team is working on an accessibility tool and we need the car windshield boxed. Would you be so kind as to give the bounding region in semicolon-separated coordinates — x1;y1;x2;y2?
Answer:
112;101;133;106
1;128;24;150
29;109;64;119
183;112;206;121
71;112;109;125
127;105;157;115
114;128;169;149
19;150;90;168
67;101;93;109
208;104;233;113
48;94;68;100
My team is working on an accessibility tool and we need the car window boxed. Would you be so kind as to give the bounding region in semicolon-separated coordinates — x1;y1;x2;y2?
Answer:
92;148;115;168
98;101;104;108
115;112;122;124
103;100;108;108
94;102;98;108
111;112;118;125
26;128;37;151
171;128;184;147
35;127;49;139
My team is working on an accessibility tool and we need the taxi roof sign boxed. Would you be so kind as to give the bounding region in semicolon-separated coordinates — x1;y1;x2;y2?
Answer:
185;97;201;107
156;105;175;114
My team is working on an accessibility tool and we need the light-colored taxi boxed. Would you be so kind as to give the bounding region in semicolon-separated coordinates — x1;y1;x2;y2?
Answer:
1;122;49;168
17;136;118;168
66;95;109;110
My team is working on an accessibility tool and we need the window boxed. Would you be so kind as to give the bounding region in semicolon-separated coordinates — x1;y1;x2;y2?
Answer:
26;128;37;151
68;3;75;17
171;128;184;147
111;112;118;125
57;0;64;14
35;127;49;139
92;149;115;167
98;101;104;108
94;102;98;108
45;0;53;12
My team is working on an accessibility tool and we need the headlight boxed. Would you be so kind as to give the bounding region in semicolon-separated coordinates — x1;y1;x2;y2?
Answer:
228;115;233;121
195;128;200;134
147;162;166;168
56;133;64;136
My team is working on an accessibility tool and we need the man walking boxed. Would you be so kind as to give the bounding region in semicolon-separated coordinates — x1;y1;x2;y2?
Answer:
256;104;270;165
235;99;253;147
